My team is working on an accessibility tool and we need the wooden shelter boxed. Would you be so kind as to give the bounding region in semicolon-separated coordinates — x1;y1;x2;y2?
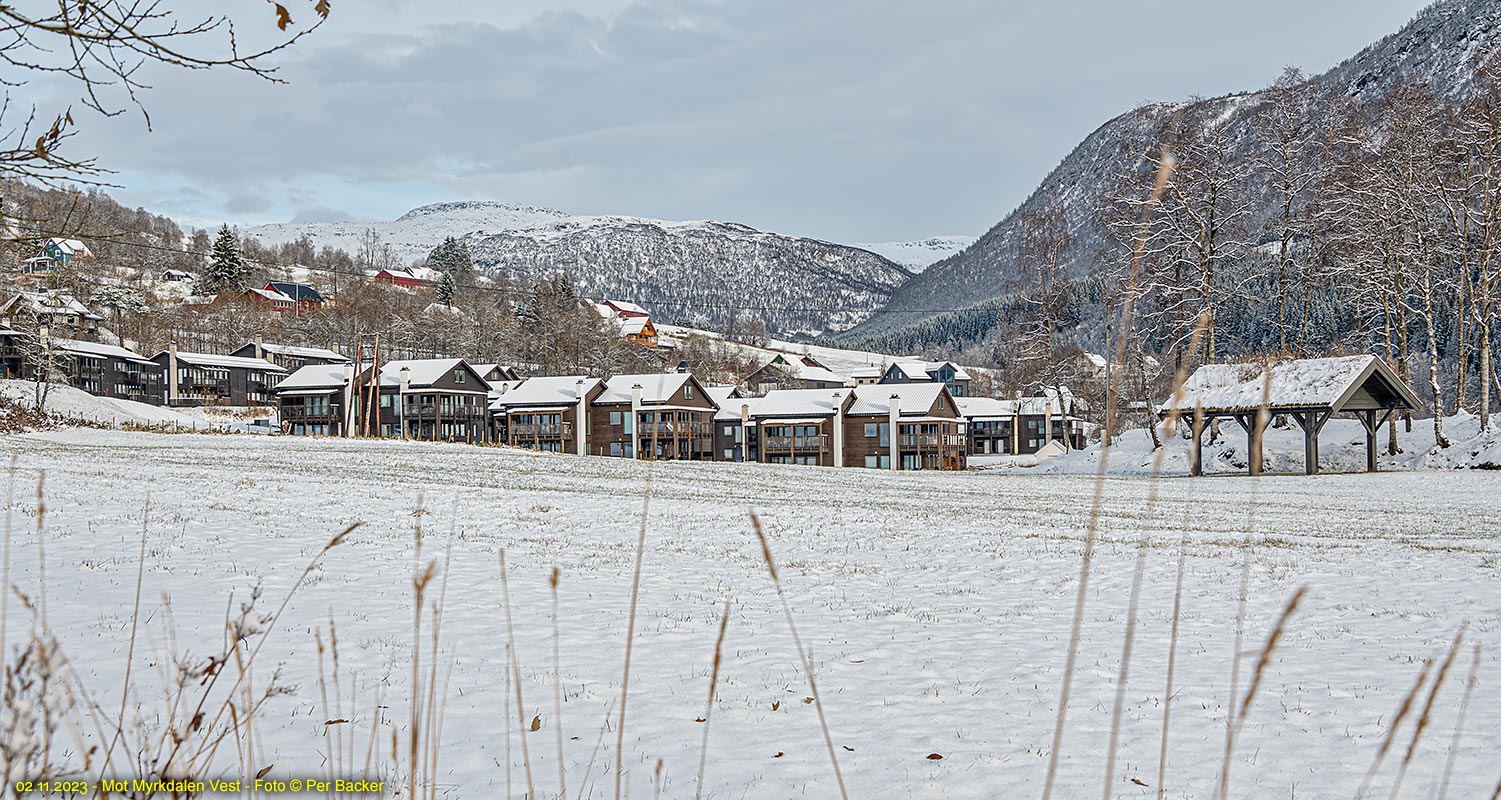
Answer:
1160;355;1420;476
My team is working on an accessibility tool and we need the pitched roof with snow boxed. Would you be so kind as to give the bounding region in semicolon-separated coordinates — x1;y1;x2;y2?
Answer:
704;385;742;406
55;339;154;365
4;291;103;320
491;376;602;409
751;388;850;418
373;358;477;389
276;363;354;391
849;383;950;416
715;395;763;421
954;396;1017;419
604;299;649;315
597;373;695;405
1161;355;1420;413
164;351;288;372
256;343;349;361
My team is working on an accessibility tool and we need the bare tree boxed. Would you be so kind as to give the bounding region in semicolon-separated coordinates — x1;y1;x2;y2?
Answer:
0;1;328;188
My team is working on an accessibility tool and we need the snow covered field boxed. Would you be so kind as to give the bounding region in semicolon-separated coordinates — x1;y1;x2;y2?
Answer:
2;430;1499;799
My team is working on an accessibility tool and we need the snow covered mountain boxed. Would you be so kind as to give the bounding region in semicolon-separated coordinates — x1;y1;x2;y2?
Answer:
244;201;568;263
461;216;913;336
850;236;977;272
248;201;915;336
841;0;1501;344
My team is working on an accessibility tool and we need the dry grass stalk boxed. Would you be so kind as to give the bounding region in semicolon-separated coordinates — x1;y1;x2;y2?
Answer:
1356;657;1434;798
1436;643;1482;800
749;512;848;800
1100;543;1148;800
1386;624;1467;800
94;499;151;786
695;600;732;800
1155;529;1191;799
615;462;654;800
1234;585;1307;729
1043;147;1175;800
499;548;537;800
1;456;16;719
1215;545;1253;800
551;566;568;800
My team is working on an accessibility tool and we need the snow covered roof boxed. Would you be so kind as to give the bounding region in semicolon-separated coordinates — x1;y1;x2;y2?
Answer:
254;343;348;361
604;299;649;315
704;385;741;406
752;388;850;418
849;383;950;416
247;287;295;304
955;396;1017;419
715;395;762;421
888;360;971;382
1161;355;1420;414
166;351;288;372
276;363;354;391
598;373;697;405
850;366;884;379
491;375;602;409
617;317;654;336
373;358;476;389
54;338;154;365
45;237;92;258
3;291;103;320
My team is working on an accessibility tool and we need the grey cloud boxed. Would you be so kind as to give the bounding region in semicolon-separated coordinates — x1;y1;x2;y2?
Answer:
58;0;1432;242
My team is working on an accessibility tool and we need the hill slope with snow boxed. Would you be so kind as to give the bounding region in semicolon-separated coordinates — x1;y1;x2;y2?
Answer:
844;0;1501;343
246;201;916;336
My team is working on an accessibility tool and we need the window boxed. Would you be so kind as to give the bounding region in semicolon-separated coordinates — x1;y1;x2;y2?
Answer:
864;423;879;438
610;411;623;426
684;384;693;400
722;424;734;437
864;455;890;469
454;370;466;384
902;454;921;470
380;393;392;408
609;442;623;457
723;448;735;460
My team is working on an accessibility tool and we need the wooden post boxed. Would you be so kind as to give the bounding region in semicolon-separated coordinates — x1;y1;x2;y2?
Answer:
1190;409;1206;477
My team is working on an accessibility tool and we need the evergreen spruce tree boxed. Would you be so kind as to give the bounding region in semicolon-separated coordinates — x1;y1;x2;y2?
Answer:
436;270;456;307
205;224;246;295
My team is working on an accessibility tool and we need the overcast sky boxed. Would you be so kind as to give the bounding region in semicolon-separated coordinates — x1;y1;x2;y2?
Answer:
43;0;1430;243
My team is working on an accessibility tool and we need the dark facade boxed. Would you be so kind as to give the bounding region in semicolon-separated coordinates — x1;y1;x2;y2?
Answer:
155;349;287;407
230;341;349;373
54;340;164;405
879;360;971;398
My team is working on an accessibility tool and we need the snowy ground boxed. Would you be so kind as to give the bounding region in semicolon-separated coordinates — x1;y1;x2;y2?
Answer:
2;431;1499;799
1042;412;1501;475
0;380;274;432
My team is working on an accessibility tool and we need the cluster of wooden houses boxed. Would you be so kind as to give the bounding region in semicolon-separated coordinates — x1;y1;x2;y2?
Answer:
0;288;1089;471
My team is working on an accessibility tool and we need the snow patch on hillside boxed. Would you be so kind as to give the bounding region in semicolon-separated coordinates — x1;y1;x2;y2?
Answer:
851;236;977;271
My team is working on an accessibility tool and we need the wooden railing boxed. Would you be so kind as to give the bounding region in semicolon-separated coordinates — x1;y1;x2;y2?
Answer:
764;435;828;452
510;422;572;438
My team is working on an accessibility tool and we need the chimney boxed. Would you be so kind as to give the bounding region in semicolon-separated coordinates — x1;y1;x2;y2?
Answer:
575;379;588;455
740;402;751;462
254;334;264;360
888;393;900;471
168;341;179;404
630;384;643;460
399;366;412;441
831;392;845;467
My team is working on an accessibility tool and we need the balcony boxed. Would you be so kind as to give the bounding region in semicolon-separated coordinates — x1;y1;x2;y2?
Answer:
897;433;968;448
403;404;485;419
639;421;712;437
510;422;572;438
764;434;828;452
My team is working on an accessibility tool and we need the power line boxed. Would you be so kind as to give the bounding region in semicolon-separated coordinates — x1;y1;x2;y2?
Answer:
6;221;1016;320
